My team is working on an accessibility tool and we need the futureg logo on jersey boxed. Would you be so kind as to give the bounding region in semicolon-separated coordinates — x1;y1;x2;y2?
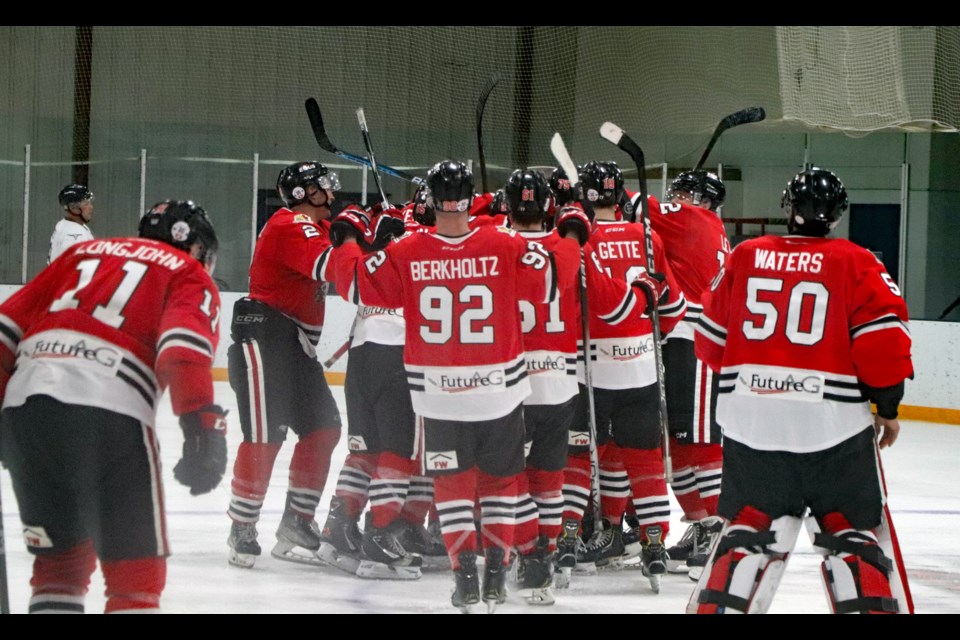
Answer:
426;451;459;471
526;354;567;374
359;306;400;319
30;338;121;371
599;338;654;361
426;370;505;394
734;366;825;402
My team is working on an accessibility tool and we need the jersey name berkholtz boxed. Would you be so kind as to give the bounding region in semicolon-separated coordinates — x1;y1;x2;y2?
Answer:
753;249;823;273
410;256;500;281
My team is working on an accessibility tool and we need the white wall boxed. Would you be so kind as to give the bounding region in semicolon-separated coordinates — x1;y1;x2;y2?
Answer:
1;285;955;410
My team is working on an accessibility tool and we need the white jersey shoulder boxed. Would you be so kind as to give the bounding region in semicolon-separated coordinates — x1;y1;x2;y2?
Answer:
48;219;94;264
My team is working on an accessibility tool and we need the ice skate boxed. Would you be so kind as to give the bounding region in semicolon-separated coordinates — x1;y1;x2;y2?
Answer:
228;521;261;568
316;496;364;574
355;520;423;580
271;509;323;566
517;537;556;606
451;551;480;614
483;546;508;613
621;513;642;562
554;518;581;588
686;516;723;581
576;518;624;573
397;519;450;570
641;524;667;593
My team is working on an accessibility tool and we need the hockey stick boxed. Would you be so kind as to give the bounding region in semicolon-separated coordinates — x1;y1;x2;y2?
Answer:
549;132;602;531
694;107;766;172
356;108;391;210
305;98;426;186
323;337;352;369
475;74;501;193
1;472;9;614
599;122;673;483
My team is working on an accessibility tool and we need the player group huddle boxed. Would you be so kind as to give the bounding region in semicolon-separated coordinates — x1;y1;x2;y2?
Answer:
0;156;913;615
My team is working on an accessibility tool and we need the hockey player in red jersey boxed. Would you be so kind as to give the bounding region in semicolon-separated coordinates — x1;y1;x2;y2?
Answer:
569;161;686;591
0;201;224;613
224;161;343;568
331;160;582;612
501;169;643;604
691;167;914;614
644;170;731;576
317;203;441;579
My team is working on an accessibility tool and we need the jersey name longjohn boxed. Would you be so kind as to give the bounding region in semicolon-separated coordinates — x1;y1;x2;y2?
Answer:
335;225;557;421
0;237;220;426
248;209;335;354
587;221;687;389
695;235;912;453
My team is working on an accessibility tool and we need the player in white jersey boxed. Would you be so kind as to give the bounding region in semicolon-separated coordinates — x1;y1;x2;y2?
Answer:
48;184;95;264
691;167;914;614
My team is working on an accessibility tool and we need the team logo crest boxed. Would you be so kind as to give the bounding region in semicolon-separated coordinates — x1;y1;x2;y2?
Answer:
587;189;599;202
292;186;306;200
171;221;191;242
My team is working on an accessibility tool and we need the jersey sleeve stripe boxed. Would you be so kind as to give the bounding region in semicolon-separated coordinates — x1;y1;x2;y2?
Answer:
314;246;333;282
157;336;214;360
158;328;213;357
850;314;910;340
695;315;727;347
658;293;687;318
598;289;637;325
0;316;22;353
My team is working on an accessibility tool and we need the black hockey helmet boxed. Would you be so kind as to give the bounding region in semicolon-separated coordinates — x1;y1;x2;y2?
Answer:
277;161;340;207
504;169;550;221
59;184;94;208
139;200;219;272
426;160;474;213
579;161;623;207
412;183;436;226
781;167;848;237
490;189;509;215
667;170;726;211
549;167;575;207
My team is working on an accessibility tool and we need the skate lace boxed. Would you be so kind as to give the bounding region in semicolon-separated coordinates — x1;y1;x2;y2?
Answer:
233;523;258;543
672;523;698;552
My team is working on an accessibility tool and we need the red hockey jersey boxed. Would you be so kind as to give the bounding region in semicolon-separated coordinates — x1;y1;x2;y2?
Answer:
333;226;565;421
645;194;731;341
695;234;913;453
248;208;335;352
587;220;687;389
0;237;221;425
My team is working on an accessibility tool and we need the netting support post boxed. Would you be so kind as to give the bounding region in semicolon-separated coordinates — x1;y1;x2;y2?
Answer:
899;160;909;296
251;153;260;262
21;144;31;284
139;148;147;217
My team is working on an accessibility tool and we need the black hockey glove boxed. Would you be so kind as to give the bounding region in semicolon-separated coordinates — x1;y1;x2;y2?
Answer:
329;205;373;248
174;404;228;496
555;204;592;246
368;211;406;251
632;271;668;316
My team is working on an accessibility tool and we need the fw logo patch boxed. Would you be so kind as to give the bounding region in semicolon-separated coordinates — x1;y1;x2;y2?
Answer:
426;451;459;471
23;525;53;549
348;435;368;451
568;431;591;447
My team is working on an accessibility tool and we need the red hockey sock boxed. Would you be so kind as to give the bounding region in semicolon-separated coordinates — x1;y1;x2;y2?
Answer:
513;472;539;555
333;452;377;519
562;451;592;523
102;557;166;613
670;441;709;521
400;475;435;526
369;452;418;529
229;441;282;522
620;446;670;538
29;539;97;614
599;444;629;524
527;466;564;549
478;470;521;563
434;469;479;566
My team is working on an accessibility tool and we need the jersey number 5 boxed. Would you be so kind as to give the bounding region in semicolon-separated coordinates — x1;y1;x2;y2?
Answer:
743;277;829;346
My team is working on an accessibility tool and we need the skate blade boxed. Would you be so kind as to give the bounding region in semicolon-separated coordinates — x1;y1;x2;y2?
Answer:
622;542;642;561
688;566;704;582
647;574;662;594
666;559;689;573
573;562;598;576
456;603;477;614
554;567;572;589
355;560;422;581
271;540;324;566
316;543;361;574
520;586;556;606
228;551;258;568
421;555;451;571
485;600;499;614
596;557;625;571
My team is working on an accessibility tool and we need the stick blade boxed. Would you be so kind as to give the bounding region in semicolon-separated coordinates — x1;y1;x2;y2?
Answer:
475;73;501;124
599;122;624;146
549;133;580;188
305;97;339;154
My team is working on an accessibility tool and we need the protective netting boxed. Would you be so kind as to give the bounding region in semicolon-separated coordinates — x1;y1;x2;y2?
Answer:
777;26;960;133
1;26;958;287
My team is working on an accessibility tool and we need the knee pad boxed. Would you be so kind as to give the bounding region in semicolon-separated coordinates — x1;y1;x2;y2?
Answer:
689;507;802;614
808;512;901;614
